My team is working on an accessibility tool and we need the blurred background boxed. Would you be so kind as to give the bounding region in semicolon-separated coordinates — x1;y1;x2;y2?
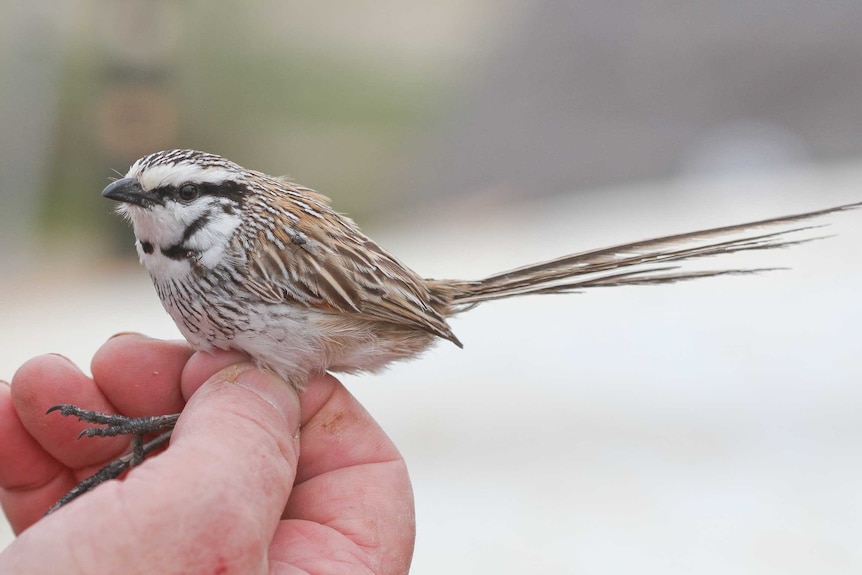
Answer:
2;1;862;573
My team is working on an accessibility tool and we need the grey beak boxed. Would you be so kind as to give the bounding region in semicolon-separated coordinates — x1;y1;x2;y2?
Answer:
102;178;160;208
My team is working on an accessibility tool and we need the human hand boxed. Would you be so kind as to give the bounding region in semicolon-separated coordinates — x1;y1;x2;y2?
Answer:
0;334;415;574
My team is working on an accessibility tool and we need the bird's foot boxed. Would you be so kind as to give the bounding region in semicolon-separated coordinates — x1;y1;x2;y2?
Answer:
45;405;180;514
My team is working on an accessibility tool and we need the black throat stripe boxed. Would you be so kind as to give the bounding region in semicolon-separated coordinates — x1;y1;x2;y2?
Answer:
182;214;211;243
162;243;196;261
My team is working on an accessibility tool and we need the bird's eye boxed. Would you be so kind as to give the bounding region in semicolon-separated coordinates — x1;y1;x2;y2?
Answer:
178;184;199;201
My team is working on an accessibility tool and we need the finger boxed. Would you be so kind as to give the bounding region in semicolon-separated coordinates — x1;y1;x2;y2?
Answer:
6;354;138;528
0;380;60;488
0;380;67;532
295;375;405;482
1;365;302;574
5;336;198;528
12;354;130;470
274;375;415;575
90;333;194;417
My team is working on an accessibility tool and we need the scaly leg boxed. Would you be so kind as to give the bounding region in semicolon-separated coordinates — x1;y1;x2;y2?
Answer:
45;405;181;513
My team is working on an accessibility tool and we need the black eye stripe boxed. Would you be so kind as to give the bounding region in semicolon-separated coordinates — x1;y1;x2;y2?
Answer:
149;180;245;204
200;180;244;203
150;185;175;198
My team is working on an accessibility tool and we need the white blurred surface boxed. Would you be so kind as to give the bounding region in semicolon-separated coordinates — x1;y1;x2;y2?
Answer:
1;164;861;573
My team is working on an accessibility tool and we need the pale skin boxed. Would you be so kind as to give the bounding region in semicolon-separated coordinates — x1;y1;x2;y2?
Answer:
0;334;415;575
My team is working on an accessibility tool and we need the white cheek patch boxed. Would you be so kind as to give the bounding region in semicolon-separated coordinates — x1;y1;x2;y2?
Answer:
124;197;243;279
185;209;243;269
186;211;242;249
129;162;237;191
128;205;186;247
126;198;223;243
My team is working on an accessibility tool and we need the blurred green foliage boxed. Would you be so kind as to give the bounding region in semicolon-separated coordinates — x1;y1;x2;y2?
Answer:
37;1;460;253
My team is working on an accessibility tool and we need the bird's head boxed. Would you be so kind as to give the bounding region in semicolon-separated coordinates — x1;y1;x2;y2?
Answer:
103;149;250;278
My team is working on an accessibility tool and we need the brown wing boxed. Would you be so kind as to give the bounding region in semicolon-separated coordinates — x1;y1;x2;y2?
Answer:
241;188;462;346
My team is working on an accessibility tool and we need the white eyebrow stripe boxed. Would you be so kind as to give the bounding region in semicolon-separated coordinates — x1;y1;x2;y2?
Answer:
131;164;238;191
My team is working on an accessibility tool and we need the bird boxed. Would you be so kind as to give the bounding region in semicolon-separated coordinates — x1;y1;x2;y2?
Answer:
47;148;858;511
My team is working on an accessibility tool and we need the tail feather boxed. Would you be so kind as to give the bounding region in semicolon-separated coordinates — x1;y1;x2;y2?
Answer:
437;201;860;313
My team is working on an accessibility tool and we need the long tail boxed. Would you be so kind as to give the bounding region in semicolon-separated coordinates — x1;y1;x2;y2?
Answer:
433;201;861;313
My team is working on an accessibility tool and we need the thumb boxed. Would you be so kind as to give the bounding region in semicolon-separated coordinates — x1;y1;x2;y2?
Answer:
130;363;303;572
170;361;302;519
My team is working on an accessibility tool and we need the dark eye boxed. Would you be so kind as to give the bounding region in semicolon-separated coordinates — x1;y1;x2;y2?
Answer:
178;183;199;201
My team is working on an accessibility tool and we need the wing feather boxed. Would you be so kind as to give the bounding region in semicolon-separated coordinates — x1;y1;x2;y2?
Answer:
244;195;461;345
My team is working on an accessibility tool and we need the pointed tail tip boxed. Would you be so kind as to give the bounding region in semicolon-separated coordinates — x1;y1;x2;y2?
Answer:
448;333;464;349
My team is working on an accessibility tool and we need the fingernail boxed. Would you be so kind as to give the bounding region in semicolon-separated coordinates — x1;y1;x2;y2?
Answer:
48;353;76;366
0;380;10;388
109;331;147;340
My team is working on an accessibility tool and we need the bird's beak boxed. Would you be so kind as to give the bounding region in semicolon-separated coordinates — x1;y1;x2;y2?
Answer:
102;178;160;208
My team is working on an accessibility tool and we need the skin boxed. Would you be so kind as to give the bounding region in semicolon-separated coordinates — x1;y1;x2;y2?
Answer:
0;333;415;574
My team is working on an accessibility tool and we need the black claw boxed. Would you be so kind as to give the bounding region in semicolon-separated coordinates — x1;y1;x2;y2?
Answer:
47;404;127;425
